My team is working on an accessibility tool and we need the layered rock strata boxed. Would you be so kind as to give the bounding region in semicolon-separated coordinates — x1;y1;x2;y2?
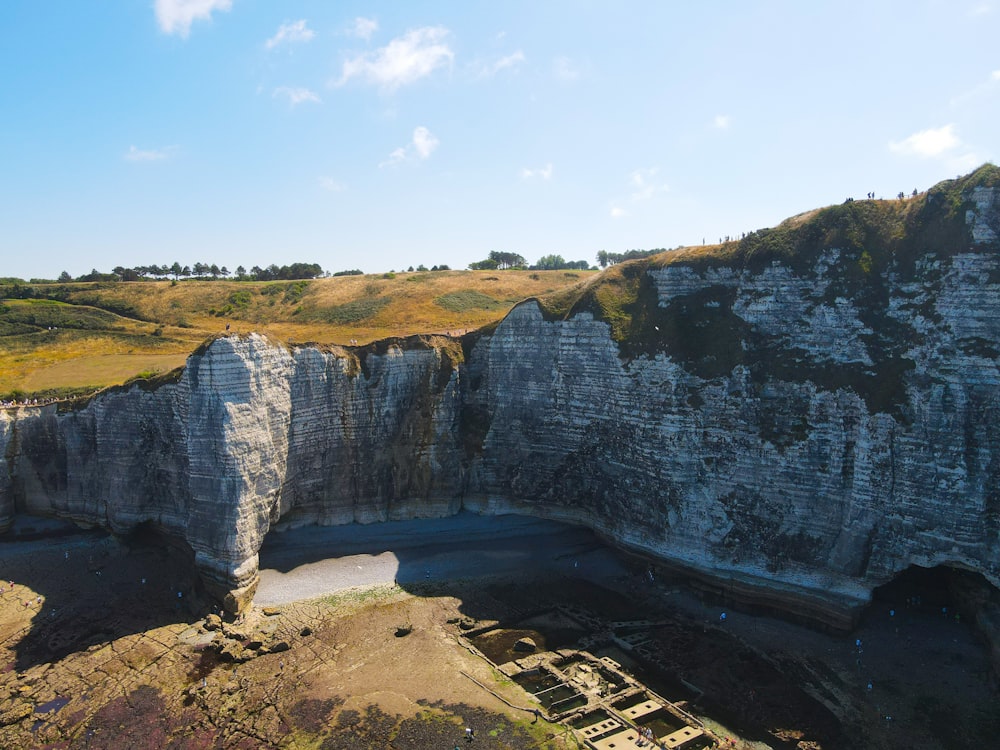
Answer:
1;173;998;625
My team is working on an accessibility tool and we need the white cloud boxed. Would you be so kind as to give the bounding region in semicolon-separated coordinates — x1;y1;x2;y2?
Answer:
335;27;453;91
124;145;176;162
520;163;553;180
992;70;1000;81
553;56;579;81
265;20;315;50
889;124;961;157
629;167;668;201
412;126;439;159
889;124;982;171
713;114;731;129
380;126;439;167
273;86;321;105
318;177;345;192
969;2;993;15
477;50;525;77
610;206;627;219
154;0;231;37
350;17;378;40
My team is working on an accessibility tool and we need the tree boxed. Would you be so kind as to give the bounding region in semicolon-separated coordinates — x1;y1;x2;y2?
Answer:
170;262;183;280
488;251;526;270
597;250;610;268
236;265;246;279
57;270;72;283
209;264;221;279
534;254;566;270
468;259;499;270
193;262;208;277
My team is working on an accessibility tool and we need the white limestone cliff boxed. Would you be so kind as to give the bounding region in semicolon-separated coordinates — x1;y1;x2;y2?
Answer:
0;172;997;631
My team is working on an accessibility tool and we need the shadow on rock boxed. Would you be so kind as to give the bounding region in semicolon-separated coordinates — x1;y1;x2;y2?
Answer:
0;519;209;673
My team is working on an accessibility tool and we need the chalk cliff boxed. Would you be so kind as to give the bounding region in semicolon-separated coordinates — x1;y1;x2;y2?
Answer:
1;167;998;625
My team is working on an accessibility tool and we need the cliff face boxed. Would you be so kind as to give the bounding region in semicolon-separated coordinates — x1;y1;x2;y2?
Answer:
0;336;465;610
1;169;998;622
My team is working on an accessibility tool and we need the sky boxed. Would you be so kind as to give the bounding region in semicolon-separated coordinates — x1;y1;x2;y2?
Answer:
1;1;997;280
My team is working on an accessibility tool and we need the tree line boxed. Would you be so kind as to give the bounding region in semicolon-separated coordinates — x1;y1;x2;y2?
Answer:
54;262;326;283
595;249;666;268
468;251;592;271
466;249;672;272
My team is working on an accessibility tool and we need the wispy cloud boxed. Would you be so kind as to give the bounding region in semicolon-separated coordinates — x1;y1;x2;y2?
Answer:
629;167;668;201
553;56;579;81
889;124;961;157
273;86;321;105
349;17;378;40
318;176;345;192
713;114;731;129
609;167;668;218
265;20;315;50
950;69;1000;106
335;27;453;91
476;50;525;77
124;145;177;162
380;126;440;167
968;2;993;16
154;0;231;38
381;147;408;168
520;163;553;180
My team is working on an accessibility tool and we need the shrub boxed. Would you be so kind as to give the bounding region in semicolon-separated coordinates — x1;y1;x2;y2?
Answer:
324;297;390;324
434;290;504;313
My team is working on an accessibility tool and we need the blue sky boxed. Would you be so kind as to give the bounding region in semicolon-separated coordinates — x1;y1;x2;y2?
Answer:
1;1;997;280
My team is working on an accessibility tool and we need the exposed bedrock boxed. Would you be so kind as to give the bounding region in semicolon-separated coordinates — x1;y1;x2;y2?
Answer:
0;175;998;636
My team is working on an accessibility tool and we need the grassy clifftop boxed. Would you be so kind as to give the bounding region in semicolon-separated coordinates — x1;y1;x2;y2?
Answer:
0;270;594;399
4;165;996;402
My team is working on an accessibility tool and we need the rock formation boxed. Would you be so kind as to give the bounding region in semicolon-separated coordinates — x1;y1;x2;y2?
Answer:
1;167;998;629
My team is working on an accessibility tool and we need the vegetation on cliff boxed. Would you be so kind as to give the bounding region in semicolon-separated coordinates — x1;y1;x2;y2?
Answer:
534;164;999;417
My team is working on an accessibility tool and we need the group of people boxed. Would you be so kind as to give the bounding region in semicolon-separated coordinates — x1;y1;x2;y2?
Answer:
1;397;44;408
0;579;43;610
